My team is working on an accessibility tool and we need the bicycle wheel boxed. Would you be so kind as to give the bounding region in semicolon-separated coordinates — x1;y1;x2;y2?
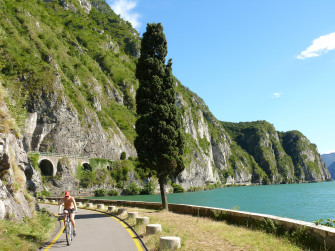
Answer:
65;221;72;245
69;221;73;241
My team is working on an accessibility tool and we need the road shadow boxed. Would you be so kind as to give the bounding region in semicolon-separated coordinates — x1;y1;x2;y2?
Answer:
75;213;110;220
40;240;68;249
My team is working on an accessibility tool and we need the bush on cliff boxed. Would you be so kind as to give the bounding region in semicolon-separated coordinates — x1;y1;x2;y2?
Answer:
94;188;107;197
124;181;141;195
107;189;119;196
172;183;184;193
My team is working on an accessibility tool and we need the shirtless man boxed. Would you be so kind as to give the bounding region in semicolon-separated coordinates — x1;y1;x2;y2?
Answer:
58;191;78;236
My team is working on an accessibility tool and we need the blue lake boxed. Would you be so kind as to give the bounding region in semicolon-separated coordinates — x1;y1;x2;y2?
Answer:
92;181;335;222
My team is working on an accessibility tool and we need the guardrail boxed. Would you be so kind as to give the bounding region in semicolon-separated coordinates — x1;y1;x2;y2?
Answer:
29;151;91;159
44;197;335;250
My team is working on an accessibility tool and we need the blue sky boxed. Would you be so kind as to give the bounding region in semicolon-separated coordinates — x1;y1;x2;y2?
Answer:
107;0;335;154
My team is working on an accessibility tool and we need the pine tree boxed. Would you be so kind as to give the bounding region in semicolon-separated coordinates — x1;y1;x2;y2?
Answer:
135;23;184;210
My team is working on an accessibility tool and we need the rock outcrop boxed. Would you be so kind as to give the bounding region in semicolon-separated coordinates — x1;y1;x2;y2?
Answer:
281;131;331;182
0;86;34;220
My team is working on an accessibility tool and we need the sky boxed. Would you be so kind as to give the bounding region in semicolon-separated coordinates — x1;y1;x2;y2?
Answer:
107;0;335;154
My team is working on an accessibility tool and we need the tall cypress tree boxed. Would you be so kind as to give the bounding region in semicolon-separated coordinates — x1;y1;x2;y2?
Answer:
135;23;184;210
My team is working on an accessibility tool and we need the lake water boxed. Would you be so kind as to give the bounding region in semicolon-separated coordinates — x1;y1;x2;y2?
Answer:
94;181;335;223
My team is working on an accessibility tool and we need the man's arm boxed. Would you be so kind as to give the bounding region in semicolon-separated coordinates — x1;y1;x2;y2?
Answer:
58;198;64;214
72;197;77;212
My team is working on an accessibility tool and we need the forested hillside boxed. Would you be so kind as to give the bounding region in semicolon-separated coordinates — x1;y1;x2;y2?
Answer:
0;0;330;198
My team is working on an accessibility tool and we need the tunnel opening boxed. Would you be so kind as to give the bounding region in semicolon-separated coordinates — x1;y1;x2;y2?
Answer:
82;163;92;172
39;159;53;176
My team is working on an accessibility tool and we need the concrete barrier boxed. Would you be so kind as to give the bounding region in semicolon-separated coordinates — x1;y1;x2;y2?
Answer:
136;216;149;225
77;202;83;207
160;236;180;250
108;206;116;212
118;208;127;216
128;212;139;218
44;197;335;250
86;203;93;208
146;224;162;235
51;200;56;203
44;199;49;203
97;204;105;210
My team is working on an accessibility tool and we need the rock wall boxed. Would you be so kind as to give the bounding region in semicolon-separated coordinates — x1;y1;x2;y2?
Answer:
0;90;34;220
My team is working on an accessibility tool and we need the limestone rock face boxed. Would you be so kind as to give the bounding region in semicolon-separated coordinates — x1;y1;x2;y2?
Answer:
78;0;92;13
0;129;34;220
281;131;331;182
175;88;253;187
24;80;136;161
223;122;330;184
0;89;35;220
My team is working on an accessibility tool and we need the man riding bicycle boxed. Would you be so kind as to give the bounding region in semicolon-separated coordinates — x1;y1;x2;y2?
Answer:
58;191;78;236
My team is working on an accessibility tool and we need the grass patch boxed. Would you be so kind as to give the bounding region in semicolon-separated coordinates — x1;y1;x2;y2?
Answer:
115;207;303;251
0;210;57;251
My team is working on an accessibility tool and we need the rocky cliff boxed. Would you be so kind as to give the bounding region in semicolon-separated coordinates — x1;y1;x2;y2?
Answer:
0;83;35;220
0;0;330;196
223;121;331;184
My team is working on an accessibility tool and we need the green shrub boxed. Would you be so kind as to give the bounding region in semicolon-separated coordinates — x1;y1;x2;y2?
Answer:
205;182;222;190
124;181;140;195
36;190;51;199
314;218;335;228
111;162;129;183
94;188;107;197
116;180;125;189
172;183;184;193
107;189;119;196
78;169;96;188
141;180;156;195
120;151;126;160
188;186;204;192
28;152;40;169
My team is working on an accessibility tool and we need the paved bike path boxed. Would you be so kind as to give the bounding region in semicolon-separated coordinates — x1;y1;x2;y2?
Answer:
40;204;142;251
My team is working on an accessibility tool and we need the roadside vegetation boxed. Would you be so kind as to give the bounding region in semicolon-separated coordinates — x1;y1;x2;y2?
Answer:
0;210;57;251
120;208;305;251
69;202;304;251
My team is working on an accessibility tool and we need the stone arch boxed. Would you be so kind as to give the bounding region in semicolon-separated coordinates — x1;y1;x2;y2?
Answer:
39;159;54;176
82;163;92;172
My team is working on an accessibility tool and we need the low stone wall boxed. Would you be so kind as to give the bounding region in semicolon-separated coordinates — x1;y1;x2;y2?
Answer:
46;197;335;250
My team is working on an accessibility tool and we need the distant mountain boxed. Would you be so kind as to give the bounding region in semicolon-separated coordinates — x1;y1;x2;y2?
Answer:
321;153;335;167
327;162;335;179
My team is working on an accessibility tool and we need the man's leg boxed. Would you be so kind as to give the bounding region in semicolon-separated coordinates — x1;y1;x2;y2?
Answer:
63;213;66;232
70;213;76;236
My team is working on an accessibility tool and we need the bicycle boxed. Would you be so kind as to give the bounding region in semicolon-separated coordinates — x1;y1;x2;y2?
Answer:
60;209;75;245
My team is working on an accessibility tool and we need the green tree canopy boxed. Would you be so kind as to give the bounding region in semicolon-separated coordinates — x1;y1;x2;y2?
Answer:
135;23;184;210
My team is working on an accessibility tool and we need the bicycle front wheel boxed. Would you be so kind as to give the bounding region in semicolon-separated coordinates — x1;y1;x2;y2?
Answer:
65;222;72;245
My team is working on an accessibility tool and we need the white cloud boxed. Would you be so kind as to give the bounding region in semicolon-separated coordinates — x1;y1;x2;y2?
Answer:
110;0;141;29
272;92;281;98
297;32;335;59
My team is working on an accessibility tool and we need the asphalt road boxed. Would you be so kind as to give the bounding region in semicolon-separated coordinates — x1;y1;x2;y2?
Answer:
40;204;143;251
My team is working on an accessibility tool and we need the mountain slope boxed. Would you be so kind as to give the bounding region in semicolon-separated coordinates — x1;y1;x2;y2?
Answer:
321;152;335;167
0;0;330;194
328;162;335;179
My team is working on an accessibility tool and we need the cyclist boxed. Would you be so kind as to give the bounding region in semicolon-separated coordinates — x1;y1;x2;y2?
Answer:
58;191;78;236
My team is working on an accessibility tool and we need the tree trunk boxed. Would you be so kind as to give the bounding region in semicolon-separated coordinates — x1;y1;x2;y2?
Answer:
159;176;168;210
